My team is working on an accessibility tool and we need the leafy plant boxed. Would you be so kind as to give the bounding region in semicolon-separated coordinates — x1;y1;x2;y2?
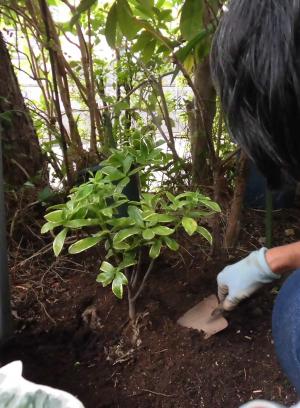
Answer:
42;144;220;321
97;188;219;317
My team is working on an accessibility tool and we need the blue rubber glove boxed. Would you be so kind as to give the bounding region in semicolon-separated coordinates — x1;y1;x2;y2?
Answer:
217;248;281;311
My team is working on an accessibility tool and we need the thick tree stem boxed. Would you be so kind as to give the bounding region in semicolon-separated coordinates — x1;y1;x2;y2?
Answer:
223;153;248;249
39;0;73;186
190;57;216;185
0;31;45;187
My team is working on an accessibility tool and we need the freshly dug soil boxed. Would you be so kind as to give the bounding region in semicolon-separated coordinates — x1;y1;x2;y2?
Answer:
1;209;300;408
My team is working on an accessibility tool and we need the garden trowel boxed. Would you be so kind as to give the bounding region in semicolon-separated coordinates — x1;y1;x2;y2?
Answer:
177;294;228;339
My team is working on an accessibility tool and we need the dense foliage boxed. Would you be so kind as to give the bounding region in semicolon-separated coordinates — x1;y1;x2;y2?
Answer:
42;139;220;318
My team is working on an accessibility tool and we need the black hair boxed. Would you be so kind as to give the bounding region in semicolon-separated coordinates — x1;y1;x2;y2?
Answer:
211;0;300;188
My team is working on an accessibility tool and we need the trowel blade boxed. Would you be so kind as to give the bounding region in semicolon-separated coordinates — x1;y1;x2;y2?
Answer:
177;294;228;339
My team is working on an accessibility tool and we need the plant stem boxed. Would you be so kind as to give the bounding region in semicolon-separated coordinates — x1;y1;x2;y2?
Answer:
131;249;143;289
127;286;136;321
132;259;155;302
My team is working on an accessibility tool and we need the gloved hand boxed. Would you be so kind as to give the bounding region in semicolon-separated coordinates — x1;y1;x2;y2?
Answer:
217;248;281;311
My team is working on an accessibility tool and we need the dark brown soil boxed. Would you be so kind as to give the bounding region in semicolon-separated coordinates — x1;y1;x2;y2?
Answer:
1;209;300;408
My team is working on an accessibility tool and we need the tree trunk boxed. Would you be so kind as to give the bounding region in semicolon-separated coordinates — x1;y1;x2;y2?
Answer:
223;152;248;249
0;32;45;187
189;57;216;185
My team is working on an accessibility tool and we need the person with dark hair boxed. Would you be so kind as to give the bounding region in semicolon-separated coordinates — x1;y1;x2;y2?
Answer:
210;1;300;406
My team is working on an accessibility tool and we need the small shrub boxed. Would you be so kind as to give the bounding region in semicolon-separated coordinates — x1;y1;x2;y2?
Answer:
42;144;221;321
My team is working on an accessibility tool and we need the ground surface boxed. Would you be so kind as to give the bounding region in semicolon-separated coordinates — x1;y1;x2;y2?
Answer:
1;209;300;408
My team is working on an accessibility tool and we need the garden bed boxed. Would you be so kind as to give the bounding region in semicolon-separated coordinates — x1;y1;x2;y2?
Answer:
1;209;300;408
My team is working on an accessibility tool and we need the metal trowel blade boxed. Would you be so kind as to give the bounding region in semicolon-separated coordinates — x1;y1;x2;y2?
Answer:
177;294;228;339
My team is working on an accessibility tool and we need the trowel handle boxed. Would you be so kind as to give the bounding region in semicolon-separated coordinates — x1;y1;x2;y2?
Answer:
211;304;224;317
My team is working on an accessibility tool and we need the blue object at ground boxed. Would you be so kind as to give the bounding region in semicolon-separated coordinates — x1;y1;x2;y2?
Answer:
272;268;300;394
244;162;296;209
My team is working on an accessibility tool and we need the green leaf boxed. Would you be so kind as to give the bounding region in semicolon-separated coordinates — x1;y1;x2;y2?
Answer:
123;155;134;174
115;176;130;193
53;228;67;257
46;204;66;211
101;207;113;217
144;213;175;223
136;0;154;16
72;207;88;219
41;221;60;234
110;199;129;208
175;26;213;64
149;239;162;259
200;199;221;212
97;261;116;286
107;217;135;228
182;217;197;236
70;0;97;26
180;0;203;41
112;241;131;250
165;191;176;203
100;261;115;274
164;236;179;251
128;166;144;176
132;30;154;53
197;226;212;245
75;184;94;200
152;226;174;236
105;3;118;48
45;210;64;223
119;253;137;269
94;230;110;238
113;227;140;244
134;19;173;47
106;249;114;259
156;214;176;223
63;219;99;228
101;166;125;181
128;206;144;226
143;211;157;221
116;0;140;40
141;193;155;207
157;8;172;21
176;192;197;199
97;271;115;287
38;186;56;203
68;236;101;254
114;100;130;115
112;271;128;299
142;228;155;240
142;39;156;63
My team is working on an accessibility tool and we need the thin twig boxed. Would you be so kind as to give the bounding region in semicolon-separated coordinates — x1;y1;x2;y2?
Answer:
31;287;56;325
140;388;176;398
131;250;142;288
18;237;77;266
132;259;155;302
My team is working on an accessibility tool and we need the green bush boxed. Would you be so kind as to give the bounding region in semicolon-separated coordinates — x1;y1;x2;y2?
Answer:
42;143;220;320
